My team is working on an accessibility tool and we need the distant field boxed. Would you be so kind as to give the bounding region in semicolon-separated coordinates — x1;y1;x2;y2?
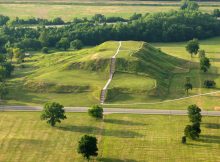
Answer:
0;2;219;21
0;112;219;162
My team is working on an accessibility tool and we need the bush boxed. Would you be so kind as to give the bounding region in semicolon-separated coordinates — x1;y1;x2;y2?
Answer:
42;47;49;54
88;105;103;119
204;80;216;88
70;40;83;50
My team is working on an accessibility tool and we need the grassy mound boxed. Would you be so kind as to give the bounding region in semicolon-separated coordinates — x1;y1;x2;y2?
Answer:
6;40;191;106
106;42;188;102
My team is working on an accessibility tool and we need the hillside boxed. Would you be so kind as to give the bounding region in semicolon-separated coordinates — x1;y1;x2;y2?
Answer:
5;41;188;106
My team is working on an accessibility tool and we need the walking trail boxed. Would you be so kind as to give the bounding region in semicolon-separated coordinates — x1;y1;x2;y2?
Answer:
100;41;122;104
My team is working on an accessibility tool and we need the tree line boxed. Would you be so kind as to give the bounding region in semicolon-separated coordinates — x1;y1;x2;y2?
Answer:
0;8;219;54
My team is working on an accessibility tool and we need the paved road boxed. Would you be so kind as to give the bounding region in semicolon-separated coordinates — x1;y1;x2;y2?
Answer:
0;106;220;116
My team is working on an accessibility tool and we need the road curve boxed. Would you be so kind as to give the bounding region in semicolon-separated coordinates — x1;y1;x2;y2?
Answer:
0;106;220;116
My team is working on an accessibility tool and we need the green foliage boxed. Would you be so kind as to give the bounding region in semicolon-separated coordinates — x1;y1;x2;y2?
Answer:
0;82;8;99
0;15;9;26
77;135;98;160
184;83;192;95
180;0;199;10
184;125;198;140
204;80;216;88
41;102;66;126
187;104;202;123
88;105;103;119
92;14;106;23
13;48;25;63
200;57;210;72
213;9;220;17
56;37;69;51
70;39;83;50
42;47;49;54
198;50;205;58
186;39;200;56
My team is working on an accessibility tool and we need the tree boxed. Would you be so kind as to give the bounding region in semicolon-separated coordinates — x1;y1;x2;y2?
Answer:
13;48;25;63
187;104;202;123
92;14;106;23
180;0;199;10
186;39;200;57
42;47;49;54
77;135;98;161
184;77;192;95
204;80;216;88
51;17;64;25
200;57;210;72
199;50;205;58
0;82;8;99
41;102;67;126
213;9;220;17
70;40;83;50
184;125;198;140
88;105;103;119
56;37;69;51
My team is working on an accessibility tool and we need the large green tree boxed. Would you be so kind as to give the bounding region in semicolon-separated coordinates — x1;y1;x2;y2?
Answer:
88;105;103;119
41;102;67;126
77;135;98;161
186;39;200;57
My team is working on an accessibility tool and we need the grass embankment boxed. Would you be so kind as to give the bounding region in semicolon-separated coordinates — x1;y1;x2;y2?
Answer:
0;112;219;162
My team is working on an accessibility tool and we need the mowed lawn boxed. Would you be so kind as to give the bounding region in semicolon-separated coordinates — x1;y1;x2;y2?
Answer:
0;3;218;21
0;112;219;162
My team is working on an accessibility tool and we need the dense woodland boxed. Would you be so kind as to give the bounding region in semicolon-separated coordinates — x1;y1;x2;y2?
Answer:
0;8;219;54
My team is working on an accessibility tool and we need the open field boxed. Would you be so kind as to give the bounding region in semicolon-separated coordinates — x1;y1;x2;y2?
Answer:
0;2;219;21
0;112;219;162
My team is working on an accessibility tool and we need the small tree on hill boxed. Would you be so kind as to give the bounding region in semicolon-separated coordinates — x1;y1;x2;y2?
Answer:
77;135;98;161
41;102;67;126
200;57;211;72
186;39;200;57
88;105;103;119
0;82;8;100
184;77;192;95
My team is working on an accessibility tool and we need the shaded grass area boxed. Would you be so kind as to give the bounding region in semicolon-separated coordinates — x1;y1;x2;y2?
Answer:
0;112;219;162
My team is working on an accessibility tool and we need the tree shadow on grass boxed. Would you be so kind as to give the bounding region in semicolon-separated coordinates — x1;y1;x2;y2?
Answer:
198;135;220;144
98;157;137;162
104;118;146;126
203;123;220;129
57;125;142;138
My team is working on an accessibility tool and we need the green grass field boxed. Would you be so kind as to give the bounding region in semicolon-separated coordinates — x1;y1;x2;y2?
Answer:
0;112;219;162
0;2;219;21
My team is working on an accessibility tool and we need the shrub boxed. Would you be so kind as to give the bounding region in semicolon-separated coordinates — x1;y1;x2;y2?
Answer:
204;80;216;88
88;105;103;119
42;47;49;54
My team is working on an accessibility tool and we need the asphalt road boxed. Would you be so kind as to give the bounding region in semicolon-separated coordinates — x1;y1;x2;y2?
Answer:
0;106;220;116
